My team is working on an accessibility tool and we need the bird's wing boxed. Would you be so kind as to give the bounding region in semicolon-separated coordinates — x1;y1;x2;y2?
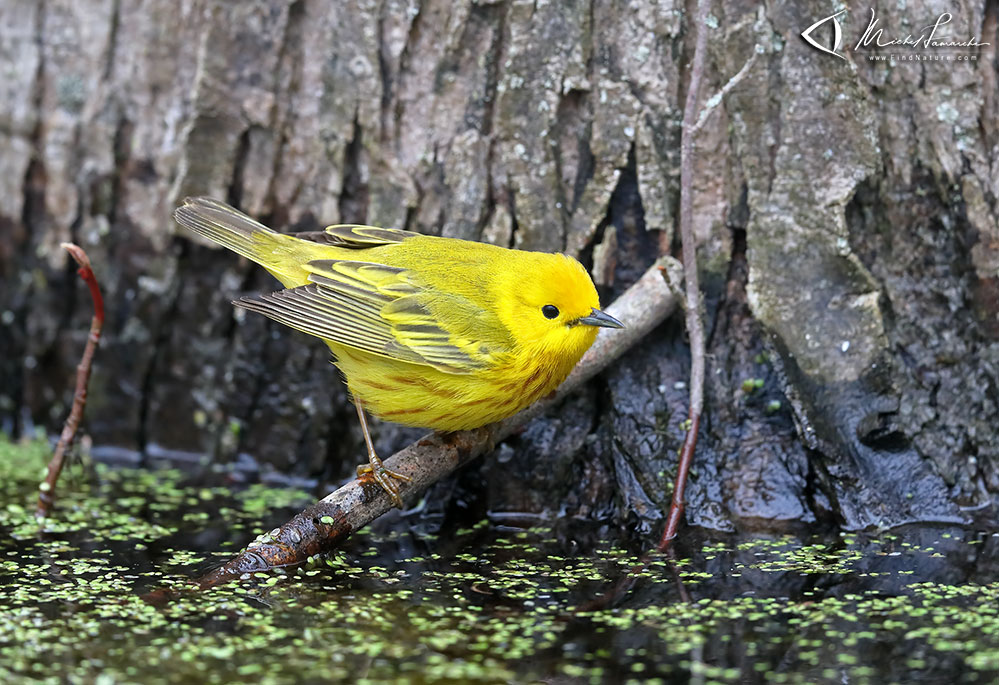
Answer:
234;258;510;374
294;224;420;248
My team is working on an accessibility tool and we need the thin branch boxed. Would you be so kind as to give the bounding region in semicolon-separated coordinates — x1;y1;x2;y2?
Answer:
197;257;682;588
690;50;759;136
658;0;709;551
37;244;104;518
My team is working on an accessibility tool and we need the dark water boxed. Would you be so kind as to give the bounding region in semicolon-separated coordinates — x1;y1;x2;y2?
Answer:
2;438;999;683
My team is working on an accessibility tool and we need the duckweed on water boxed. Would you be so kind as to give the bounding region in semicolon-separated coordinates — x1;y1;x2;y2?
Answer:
2;435;999;683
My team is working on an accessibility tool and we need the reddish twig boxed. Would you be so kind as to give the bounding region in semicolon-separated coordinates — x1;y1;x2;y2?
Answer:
658;0;709;551
36;243;104;518
196;257;682;588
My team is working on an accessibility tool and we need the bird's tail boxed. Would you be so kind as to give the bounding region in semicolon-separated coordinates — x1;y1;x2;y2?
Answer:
174;197;310;286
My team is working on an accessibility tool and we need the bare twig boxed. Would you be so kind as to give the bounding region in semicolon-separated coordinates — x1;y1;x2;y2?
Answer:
658;0;710;551
37;243;104;518
197;257;682;588
691;51;759;136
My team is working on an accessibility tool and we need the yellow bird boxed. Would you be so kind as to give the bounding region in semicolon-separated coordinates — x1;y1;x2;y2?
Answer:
174;197;623;507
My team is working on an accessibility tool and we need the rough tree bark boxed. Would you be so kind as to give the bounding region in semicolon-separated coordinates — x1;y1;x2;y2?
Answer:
1;0;996;532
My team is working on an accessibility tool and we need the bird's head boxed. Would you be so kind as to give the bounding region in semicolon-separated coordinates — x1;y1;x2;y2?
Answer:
497;252;623;362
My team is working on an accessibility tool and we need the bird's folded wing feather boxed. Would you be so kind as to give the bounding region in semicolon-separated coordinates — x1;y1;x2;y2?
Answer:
296;223;420;248
235;259;509;374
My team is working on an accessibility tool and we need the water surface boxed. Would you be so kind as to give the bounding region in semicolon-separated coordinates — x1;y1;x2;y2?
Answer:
2;437;998;683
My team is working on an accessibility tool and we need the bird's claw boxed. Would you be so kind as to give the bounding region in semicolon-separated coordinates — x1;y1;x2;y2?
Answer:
357;459;412;509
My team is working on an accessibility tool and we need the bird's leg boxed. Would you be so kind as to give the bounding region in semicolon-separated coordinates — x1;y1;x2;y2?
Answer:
353;400;411;509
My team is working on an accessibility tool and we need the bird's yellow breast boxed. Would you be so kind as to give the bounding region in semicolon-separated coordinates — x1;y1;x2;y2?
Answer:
332;339;581;432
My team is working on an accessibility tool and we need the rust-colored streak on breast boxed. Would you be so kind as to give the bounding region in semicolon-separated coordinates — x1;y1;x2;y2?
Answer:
498;380;521;394
460;396;495;407
520;366;544;396
521;365;558;405
358;379;396;392
430;411;459;425
410;375;461;400
380;406;428;417
524;367;543;387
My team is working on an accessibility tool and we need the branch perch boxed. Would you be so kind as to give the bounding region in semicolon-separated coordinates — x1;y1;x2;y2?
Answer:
37;243;104;518
198;256;681;587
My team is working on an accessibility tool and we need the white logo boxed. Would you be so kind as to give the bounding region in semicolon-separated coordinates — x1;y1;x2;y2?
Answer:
801;9;847;60
801;8;990;62
854;9;990;51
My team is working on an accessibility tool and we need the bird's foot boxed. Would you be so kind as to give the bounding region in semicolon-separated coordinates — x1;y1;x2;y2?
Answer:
356;452;412;509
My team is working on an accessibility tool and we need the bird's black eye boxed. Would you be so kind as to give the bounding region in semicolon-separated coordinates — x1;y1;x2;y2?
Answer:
542;305;559;319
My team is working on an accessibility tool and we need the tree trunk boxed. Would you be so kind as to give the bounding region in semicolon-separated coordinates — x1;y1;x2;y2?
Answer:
1;0;996;531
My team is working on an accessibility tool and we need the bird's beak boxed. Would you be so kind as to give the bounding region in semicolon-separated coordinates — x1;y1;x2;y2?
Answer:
575;308;624;329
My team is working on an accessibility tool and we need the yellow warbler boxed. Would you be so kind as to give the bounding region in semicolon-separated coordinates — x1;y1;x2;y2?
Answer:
174;197;623;506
